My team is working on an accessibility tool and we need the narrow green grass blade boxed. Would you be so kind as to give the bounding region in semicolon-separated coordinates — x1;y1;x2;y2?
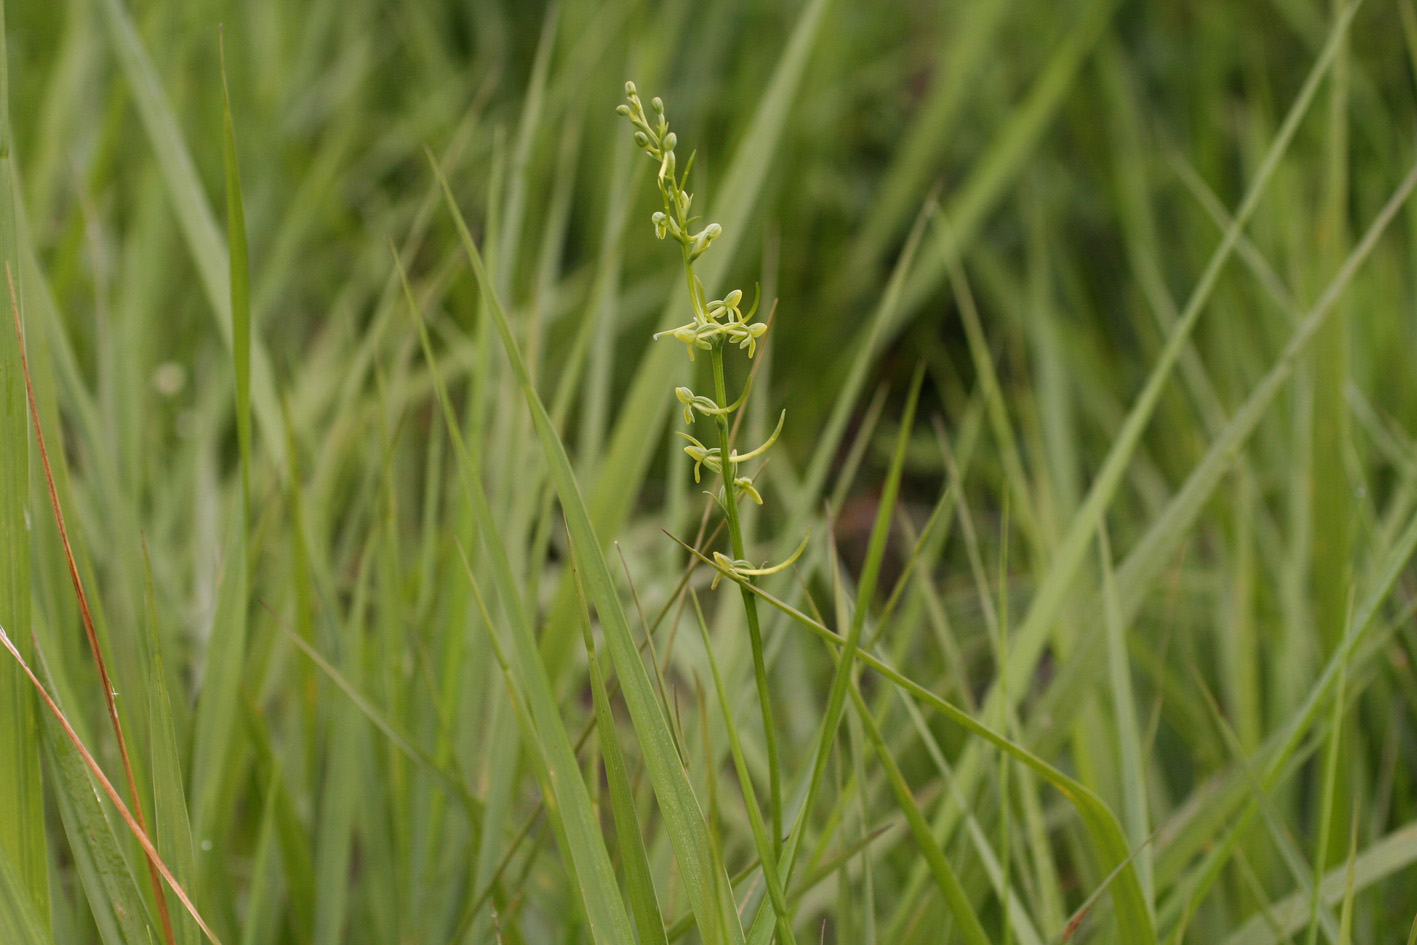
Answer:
187;505;248;865
907;16;1377;916
1099;528;1152;907
240;694;314;944
1335;819;1357;945
0;844;49;945
895;0;1122;317
143;547;199;945
236;774;282;945
430;161;744;944
220;34;253;515
1220;820;1417;945
1305;650;1349;945
569;542;670;945
684;537;1157;945
311;692;362;945
39;664;153;945
398;254;640;945
746;366;925;945
995;0;1363;720
0;0;47;925
692;592;797;945
1312;0;1353;661
849;681;992;945
93;0;283;464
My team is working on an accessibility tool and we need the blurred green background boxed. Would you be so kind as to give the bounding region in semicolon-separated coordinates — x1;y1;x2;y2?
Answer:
4;0;1417;943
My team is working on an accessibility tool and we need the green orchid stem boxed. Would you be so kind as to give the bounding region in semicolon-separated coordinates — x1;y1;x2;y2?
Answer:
710;343;783;858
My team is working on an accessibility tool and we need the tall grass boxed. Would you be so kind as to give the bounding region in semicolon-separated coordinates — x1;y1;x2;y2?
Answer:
3;0;1417;943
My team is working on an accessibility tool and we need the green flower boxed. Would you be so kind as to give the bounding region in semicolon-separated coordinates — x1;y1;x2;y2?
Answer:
709;531;810;589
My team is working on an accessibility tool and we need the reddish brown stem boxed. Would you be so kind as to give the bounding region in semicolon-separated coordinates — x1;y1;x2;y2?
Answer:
6;263;177;945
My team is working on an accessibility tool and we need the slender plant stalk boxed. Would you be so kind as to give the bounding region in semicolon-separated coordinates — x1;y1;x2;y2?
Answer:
709;344;782;851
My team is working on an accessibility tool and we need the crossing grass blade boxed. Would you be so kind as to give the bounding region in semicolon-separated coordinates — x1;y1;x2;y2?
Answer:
431;156;746;945
0;626;221;944
569;535;671;945
42;685;153;945
398;251;640;945
1218;821;1417;945
1156;503;1417;936
673;527;1158;944
746;365;927;945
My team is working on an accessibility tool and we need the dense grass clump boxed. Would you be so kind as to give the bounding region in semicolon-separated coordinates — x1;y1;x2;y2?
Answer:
3;1;1417;943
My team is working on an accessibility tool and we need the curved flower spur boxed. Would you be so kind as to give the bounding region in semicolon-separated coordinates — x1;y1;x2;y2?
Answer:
620;82;809;852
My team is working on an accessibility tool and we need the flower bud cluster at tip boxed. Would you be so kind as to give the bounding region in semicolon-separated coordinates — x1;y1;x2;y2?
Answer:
619;83;769;362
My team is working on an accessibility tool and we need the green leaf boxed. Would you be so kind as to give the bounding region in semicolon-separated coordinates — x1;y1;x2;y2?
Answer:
569;541;670;945
187;505;248;868
0;0;48;925
0;843;50;945
429;165;744;943
92;0;284;466
220;33;253;517
398;253;639;945
142;546;199;945
41;675;153;945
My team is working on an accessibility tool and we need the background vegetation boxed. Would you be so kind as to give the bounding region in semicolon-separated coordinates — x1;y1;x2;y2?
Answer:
3;0;1417;942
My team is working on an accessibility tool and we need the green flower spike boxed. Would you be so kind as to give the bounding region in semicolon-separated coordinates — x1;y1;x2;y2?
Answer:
623;81;800;875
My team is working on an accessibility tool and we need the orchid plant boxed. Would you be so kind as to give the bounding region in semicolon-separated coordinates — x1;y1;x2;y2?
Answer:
619;82;809;850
